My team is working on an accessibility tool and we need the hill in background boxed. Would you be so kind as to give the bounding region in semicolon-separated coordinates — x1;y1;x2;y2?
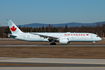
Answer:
18;21;105;28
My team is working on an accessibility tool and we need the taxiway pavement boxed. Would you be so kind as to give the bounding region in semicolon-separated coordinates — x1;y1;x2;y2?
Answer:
0;67;105;70
0;45;105;47
0;58;105;65
0;58;105;70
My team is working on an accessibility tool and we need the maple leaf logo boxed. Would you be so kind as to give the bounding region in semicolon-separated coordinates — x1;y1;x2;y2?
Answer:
86;34;89;36
11;26;17;31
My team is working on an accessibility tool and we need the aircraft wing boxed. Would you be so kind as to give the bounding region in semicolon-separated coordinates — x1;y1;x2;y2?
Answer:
32;33;59;39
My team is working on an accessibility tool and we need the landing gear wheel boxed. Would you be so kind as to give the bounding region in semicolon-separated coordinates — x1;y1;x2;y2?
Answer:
92;41;95;45
50;43;56;45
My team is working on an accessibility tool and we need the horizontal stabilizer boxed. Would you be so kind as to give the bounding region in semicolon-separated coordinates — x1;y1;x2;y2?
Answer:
8;34;17;38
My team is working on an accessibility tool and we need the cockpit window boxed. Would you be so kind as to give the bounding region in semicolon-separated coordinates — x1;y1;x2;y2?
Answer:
96;35;99;37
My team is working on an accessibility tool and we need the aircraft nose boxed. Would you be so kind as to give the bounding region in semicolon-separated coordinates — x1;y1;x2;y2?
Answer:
99;37;102;41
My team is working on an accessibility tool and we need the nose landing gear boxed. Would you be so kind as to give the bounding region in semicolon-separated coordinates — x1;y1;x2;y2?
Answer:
92;41;95;45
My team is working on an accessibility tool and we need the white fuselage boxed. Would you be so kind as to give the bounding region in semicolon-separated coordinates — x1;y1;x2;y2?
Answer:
12;32;102;42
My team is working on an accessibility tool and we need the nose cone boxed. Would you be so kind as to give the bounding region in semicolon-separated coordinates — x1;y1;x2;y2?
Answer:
99;37;102;41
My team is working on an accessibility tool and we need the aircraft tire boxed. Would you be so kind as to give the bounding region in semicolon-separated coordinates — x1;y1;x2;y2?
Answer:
50;43;56;45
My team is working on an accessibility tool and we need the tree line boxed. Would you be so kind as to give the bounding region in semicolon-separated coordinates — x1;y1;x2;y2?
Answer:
0;24;105;38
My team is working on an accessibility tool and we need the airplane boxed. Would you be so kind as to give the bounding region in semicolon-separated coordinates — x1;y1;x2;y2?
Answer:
7;19;102;45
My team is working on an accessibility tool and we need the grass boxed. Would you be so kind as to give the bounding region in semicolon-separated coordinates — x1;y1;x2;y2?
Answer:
0;47;105;58
0;40;105;58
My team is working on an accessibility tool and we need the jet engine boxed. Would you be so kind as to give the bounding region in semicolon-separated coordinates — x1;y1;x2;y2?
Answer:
59;38;69;44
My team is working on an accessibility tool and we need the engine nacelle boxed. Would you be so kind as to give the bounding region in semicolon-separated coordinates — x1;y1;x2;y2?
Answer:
59;38;69;44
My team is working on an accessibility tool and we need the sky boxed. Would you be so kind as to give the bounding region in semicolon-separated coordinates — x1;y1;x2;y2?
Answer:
0;0;105;26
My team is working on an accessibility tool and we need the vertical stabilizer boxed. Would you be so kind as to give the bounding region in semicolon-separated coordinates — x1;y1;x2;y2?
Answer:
6;19;23;34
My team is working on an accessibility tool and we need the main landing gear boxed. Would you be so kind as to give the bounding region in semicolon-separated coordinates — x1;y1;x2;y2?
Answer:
50;42;56;45
49;39;56;45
